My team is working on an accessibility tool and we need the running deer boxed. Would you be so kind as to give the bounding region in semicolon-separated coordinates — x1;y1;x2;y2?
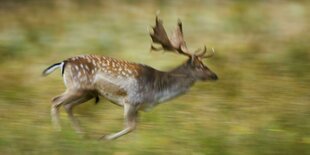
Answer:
42;16;218;140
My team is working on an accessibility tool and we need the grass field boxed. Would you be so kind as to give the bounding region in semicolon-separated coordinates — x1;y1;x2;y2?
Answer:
0;0;309;154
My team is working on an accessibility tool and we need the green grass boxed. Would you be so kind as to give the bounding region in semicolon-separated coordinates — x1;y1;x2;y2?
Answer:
0;0;309;155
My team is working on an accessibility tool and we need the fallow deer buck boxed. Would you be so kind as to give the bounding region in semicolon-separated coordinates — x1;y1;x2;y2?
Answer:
43;16;218;140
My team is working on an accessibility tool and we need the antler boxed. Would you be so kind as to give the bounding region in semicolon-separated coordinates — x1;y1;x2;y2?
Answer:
150;16;214;58
195;46;215;58
150;16;191;57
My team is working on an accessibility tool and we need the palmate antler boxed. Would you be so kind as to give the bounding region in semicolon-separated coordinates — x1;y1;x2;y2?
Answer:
150;16;214;58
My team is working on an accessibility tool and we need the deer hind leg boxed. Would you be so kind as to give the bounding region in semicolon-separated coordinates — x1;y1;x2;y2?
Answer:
101;103;138;140
51;94;65;131
63;94;93;134
51;91;87;131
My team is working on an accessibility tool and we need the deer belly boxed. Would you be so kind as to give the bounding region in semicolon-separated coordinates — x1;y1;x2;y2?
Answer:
95;80;128;105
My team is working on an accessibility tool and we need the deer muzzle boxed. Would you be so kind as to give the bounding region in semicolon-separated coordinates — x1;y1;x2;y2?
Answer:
210;73;218;81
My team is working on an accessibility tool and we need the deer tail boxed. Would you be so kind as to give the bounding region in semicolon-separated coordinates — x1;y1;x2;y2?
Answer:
42;61;66;76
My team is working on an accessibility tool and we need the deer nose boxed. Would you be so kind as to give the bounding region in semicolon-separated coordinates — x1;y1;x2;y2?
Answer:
211;74;218;80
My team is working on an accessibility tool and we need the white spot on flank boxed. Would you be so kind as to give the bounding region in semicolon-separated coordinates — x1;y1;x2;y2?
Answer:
92;60;96;66
87;58;91;63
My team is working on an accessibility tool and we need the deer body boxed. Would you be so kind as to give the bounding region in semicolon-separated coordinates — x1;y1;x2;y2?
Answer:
43;16;218;140
51;55;198;109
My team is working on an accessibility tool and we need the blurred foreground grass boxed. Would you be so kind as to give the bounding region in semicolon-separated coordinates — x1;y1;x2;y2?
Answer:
0;0;309;155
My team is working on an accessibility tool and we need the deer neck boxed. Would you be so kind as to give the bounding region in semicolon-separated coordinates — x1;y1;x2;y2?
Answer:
150;62;196;103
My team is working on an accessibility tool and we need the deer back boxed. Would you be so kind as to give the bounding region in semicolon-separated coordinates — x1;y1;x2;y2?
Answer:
63;55;142;88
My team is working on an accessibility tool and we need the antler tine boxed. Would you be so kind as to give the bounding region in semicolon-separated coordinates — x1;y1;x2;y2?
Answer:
150;45;163;52
170;18;193;56
195;45;207;57
202;47;215;58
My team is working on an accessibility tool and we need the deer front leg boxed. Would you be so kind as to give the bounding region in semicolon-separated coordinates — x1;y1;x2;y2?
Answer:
101;103;138;140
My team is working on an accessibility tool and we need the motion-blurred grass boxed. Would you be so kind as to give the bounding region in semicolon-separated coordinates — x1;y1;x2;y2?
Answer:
0;0;309;154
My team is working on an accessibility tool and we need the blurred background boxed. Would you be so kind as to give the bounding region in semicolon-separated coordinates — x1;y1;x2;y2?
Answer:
0;0;309;154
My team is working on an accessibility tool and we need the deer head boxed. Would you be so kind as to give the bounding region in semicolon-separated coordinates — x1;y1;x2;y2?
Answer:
150;16;218;81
